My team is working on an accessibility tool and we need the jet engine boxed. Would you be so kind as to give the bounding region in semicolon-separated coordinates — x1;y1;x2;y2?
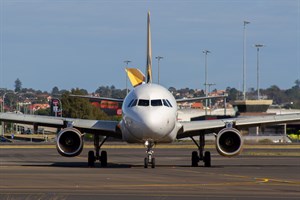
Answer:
56;127;84;157
216;128;243;157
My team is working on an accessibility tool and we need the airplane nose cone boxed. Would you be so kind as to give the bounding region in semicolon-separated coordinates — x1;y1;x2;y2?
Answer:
136;111;175;140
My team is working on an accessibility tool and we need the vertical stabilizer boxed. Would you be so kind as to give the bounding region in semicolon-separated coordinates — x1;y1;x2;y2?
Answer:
146;11;152;83
125;68;145;87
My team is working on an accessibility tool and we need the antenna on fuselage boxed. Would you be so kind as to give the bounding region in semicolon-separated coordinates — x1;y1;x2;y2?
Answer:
146;11;153;83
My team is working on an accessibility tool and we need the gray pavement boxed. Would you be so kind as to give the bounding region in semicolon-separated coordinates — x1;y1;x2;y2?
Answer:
0;144;299;199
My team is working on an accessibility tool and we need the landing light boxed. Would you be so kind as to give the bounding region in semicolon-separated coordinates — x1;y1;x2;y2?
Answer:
145;141;149;146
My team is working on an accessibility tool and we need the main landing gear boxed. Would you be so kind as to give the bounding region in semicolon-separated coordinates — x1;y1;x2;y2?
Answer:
88;135;108;168
191;134;211;167
144;140;155;168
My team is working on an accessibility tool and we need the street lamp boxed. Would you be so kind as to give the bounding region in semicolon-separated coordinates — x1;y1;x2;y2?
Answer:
124;60;131;95
2;92;16;112
254;44;265;100
203;50;211;97
1;91;16;137
207;83;216;96
203;50;211;116
207;83;216;115
242;21;250;100
155;56;163;84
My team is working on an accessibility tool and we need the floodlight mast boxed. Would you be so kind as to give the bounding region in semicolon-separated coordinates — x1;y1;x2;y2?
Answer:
124;60;132;95
155;56;164;84
254;44;265;100
203;50;211;116
242;21;250;100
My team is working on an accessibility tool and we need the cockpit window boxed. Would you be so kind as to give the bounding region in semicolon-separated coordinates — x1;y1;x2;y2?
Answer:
151;99;163;106
138;99;149;106
166;99;173;107
131;99;138;107
127;99;134;107
163;99;169;107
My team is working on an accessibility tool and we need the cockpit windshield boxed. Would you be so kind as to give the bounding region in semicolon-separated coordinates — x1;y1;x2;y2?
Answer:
151;99;162;106
138;99;150;106
128;99;172;107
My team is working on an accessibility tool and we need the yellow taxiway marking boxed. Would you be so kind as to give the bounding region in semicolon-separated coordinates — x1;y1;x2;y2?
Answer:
1;167;299;191
1;180;299;190
172;168;300;186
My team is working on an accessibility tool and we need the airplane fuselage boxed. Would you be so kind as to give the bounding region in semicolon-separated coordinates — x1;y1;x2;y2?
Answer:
120;83;181;143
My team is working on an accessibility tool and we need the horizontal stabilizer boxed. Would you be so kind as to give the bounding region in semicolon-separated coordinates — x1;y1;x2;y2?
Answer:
126;68;145;87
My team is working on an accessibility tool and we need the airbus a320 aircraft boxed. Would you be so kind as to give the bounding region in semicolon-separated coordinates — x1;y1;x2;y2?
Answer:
1;12;300;168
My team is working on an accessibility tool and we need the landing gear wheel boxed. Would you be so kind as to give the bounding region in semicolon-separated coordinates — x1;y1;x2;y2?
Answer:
100;151;108;167
144;158;148;168
144;140;155;168
151;158;155;168
191;151;199;167
191;135;212;167
88;151;95;167
204;151;211;167
89;135;109;168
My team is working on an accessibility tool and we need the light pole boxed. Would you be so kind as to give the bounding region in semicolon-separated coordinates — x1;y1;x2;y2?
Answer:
1;94;4;113
1;93;5;137
155;56;163;84
254;44;265;100
124;60;131;95
2;92;16;112
1;92;16;136
203;50;211;116
207;83;216;115
242;21;250;100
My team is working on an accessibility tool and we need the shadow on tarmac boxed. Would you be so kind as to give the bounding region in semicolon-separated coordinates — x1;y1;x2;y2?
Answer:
20;161;298;169
20;162;223;169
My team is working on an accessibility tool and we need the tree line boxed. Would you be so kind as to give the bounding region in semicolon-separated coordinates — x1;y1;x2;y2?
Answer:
1;79;300;120
226;80;300;109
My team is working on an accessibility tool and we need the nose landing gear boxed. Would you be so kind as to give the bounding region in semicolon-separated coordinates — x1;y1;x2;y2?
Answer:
144;140;155;168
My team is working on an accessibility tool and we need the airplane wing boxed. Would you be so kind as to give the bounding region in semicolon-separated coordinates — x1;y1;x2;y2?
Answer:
0;112;121;138
177;113;300;139
176;95;227;103
69;91;226;103
69;95;124;103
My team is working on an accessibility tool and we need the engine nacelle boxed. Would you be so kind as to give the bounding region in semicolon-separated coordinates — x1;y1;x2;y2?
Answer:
56;127;84;157
216;128;243;157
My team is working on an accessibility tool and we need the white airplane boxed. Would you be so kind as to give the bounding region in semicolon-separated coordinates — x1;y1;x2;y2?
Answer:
1;12;300;168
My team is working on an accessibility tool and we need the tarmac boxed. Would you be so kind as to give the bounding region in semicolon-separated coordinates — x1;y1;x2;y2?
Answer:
0;143;299;199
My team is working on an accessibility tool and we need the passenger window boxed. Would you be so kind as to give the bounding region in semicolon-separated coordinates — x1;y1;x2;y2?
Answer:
163;99;169;107
151;99;163;106
127;99;134;107
166;99;173;107
138;99;149;106
131;99;138;107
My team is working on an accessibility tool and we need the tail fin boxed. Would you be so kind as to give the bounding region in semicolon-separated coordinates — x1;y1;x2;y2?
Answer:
125;68;145;87
146;11;152;83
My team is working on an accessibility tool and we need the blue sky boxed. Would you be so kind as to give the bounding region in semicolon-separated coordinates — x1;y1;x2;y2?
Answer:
0;0;299;92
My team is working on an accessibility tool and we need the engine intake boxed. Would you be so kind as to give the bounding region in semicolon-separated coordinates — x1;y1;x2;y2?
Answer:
56;127;84;157
216;128;243;157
